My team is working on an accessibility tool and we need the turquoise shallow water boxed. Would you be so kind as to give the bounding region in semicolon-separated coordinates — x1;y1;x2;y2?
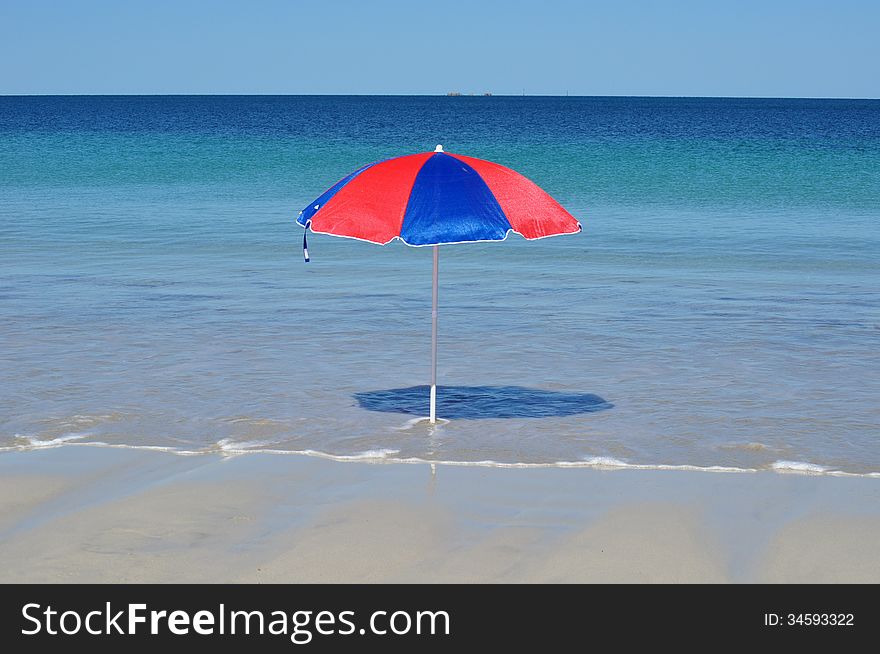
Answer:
1;96;878;473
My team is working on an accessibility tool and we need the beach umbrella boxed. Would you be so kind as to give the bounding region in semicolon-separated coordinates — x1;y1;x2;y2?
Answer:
296;145;581;424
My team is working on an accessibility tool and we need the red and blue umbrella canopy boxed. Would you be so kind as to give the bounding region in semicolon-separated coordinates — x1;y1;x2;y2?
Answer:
295;146;582;423
296;145;581;248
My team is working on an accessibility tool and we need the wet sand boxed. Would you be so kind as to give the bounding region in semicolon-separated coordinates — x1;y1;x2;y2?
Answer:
1;447;878;583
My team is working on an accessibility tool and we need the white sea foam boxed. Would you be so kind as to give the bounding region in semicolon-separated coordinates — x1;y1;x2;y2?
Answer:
579;456;631;468
771;460;831;474
103;444;205;456
297;448;402;461
17;432;91;448
2;439;878;477
216;438;279;453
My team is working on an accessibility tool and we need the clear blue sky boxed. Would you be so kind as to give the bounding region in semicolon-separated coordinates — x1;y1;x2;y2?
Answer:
1;0;877;97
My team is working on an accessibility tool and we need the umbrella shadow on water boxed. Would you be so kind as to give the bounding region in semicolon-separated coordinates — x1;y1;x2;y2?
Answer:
354;385;613;420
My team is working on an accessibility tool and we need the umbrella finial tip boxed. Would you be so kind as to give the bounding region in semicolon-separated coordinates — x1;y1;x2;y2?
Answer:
434;144;444;153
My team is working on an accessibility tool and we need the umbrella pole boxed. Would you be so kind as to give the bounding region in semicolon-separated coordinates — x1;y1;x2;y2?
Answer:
430;244;439;423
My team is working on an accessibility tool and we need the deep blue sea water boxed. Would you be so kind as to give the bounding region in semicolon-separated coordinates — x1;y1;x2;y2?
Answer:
1;96;878;474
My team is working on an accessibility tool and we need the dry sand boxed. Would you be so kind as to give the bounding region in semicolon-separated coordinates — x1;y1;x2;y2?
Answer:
1;447;878;583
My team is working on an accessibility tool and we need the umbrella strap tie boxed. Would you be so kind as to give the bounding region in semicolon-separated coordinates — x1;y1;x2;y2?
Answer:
303;228;310;263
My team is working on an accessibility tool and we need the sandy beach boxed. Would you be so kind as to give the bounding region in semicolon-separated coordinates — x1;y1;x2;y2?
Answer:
1;447;877;584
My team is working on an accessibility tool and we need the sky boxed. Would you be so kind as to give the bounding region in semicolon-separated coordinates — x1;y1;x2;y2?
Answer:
1;0;878;97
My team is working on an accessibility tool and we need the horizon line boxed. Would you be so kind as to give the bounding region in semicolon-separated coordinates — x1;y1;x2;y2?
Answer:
1;93;879;101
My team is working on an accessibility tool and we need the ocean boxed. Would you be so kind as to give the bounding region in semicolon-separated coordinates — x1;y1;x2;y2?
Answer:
1;95;878;475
